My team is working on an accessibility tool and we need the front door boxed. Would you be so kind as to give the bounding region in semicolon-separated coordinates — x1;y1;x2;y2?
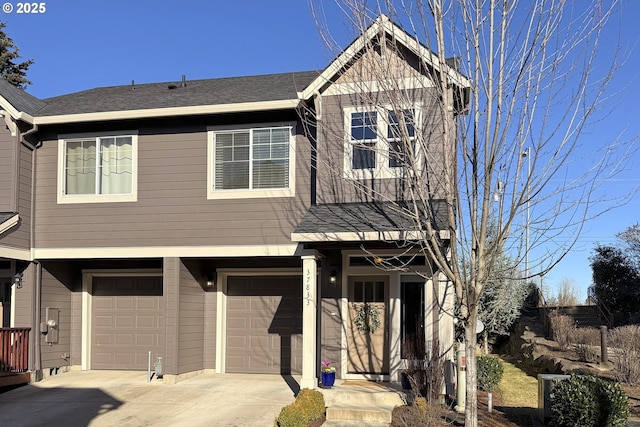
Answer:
347;276;389;374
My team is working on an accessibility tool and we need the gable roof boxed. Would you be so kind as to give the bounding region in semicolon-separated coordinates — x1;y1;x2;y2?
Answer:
0;14;469;126
300;14;471;99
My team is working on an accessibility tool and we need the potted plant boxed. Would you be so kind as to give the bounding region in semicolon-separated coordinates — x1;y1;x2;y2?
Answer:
321;360;336;388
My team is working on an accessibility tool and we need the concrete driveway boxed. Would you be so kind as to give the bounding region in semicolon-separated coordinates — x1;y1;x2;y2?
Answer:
0;371;301;426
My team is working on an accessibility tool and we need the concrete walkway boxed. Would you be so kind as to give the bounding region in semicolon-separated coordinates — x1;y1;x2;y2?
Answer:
0;371;301;426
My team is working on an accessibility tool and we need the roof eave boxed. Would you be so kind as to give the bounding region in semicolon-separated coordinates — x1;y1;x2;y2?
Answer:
0;213;19;236
32;98;302;125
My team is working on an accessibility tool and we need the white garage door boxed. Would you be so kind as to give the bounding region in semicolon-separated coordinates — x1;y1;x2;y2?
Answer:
226;276;302;374
92;276;164;370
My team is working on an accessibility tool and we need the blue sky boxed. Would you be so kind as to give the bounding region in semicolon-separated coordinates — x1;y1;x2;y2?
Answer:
3;0;640;301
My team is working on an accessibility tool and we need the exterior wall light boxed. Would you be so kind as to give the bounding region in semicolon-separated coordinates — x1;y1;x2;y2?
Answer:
13;272;23;289
329;270;338;284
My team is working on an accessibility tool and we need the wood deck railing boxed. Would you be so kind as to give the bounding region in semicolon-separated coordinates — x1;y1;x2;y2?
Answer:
0;327;30;374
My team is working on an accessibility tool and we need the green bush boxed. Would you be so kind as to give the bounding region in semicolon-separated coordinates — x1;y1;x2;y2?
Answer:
477;356;504;392
275;402;307;427
295;388;325;421
550;374;629;427
275;388;325;426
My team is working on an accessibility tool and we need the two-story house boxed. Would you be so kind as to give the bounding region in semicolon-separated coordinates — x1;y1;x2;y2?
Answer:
0;15;469;388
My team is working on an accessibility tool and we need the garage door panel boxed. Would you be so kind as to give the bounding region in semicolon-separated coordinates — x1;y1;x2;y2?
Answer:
115;298;134;310
226;276;302;374
92;276;164;370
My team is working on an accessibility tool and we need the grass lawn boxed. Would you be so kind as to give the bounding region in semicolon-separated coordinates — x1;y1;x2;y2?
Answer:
498;358;538;408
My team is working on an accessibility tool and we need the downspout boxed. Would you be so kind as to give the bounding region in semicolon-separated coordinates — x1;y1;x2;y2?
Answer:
23;122;41;380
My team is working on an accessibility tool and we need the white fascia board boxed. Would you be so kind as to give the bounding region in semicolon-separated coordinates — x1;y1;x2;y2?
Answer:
0;245;32;261
0;214;19;235
34;244;300;259
32;99;301;125
301;15;470;100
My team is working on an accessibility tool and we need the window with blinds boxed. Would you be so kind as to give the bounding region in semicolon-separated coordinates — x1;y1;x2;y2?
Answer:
211;126;292;194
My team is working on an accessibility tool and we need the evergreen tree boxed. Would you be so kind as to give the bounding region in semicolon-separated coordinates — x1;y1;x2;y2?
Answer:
0;22;32;88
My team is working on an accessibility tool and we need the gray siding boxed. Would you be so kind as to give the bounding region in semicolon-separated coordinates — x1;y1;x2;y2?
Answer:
316;90;447;205
40;268;72;369
0;125;15;211
34;124;311;249
0;130;32;250
320;259;342;376
177;260;205;374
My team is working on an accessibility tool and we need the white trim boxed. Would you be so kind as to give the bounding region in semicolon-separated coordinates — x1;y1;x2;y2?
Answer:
339;250;431;381
34;244;300;259
343;105;422;180
301;15;470;100
0;246;31;261
207;124;296;200
0;214;19;235
215;268;302;375
33;100;301;125
57;132;139;204
323;76;435;96
81;269;163;371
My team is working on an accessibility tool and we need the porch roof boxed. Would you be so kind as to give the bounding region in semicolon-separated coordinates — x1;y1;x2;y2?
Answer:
291;201;449;243
0;212;19;236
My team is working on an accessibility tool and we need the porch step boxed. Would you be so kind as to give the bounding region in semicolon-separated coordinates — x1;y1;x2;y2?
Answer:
326;404;394;424
321;381;406;425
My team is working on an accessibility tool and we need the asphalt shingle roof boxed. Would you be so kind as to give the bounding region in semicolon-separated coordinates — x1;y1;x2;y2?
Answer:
36;71;319;116
0;212;17;224
294;201;449;237
0;79;47;115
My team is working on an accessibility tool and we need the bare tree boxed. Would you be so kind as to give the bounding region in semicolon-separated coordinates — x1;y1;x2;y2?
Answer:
307;1;628;425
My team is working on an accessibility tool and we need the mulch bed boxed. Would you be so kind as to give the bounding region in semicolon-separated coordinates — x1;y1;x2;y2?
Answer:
389;391;536;426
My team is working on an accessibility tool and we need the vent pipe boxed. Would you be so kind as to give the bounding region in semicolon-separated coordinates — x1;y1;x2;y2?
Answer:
181;74;186;87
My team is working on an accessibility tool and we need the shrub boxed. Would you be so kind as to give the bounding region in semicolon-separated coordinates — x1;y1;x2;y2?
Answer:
549;311;576;350
294;388;325;421
275;402;307;427
394;396;448;427
550;374;629;427
477;355;504;392
574;327;601;363
275;388;325;426
609;325;640;385
403;335;445;402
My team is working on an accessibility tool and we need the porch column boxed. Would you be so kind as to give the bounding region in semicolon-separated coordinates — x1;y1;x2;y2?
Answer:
300;254;318;389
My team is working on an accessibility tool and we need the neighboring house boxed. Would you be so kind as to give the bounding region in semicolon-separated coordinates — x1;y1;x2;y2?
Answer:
0;15;469;387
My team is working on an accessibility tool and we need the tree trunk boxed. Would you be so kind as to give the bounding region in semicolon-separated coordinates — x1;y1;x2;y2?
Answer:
465;310;479;427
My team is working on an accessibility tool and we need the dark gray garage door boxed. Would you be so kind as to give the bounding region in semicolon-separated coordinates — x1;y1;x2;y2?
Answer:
226;276;302;374
92;276;164;370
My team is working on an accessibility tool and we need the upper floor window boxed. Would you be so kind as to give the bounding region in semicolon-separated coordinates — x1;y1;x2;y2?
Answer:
345;107;417;178
57;132;138;204
208;124;295;199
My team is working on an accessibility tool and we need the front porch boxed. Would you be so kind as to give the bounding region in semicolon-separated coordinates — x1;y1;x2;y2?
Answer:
0;327;31;387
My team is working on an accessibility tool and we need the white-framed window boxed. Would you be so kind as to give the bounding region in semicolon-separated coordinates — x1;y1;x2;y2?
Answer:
344;106;418;179
57;131;138;204
207;123;295;199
